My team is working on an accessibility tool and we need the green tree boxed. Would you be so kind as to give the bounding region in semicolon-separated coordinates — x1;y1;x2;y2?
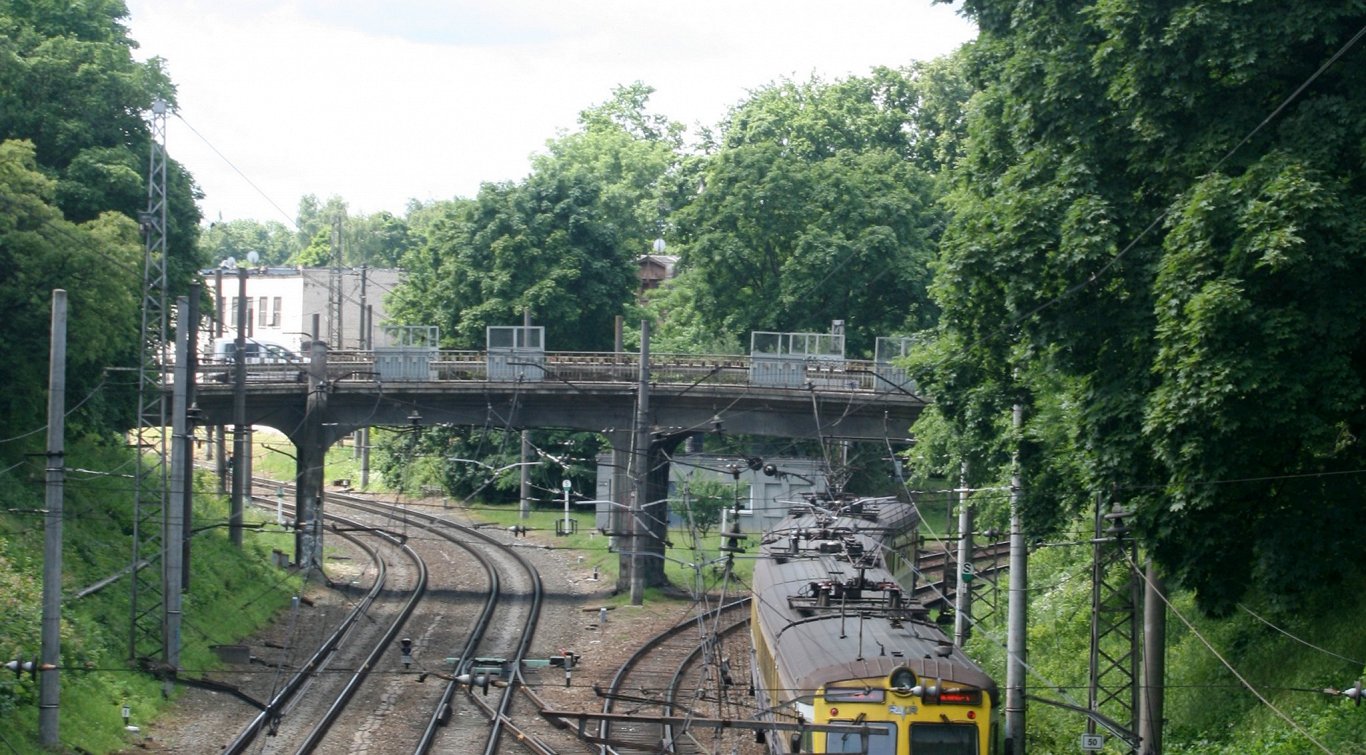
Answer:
668;69;958;356
919;0;1366;614
0;0;203;439
200;218;297;266
389;85;681;351
0;0;203;282
677;478;733;539
0;140;144;439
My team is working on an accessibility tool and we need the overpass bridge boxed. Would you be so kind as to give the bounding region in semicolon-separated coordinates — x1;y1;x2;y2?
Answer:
188;347;927;588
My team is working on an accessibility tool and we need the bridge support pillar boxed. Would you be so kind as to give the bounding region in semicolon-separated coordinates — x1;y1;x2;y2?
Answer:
614;434;682;595
295;339;329;570
609;431;631;558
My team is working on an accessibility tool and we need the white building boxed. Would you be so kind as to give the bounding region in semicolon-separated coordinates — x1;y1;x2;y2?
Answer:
201;266;404;353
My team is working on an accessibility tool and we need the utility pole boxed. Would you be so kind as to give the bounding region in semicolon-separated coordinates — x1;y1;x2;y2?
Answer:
297;314;328;569
520;309;532;521
954;461;974;648
1139;562;1166;754
1088;492;1139;746
164;296;189;695
355;266;369;475
230;265;248;548
181;285;199;590
1006;403;1027;753
40;289;66;746
630;319;652;606
328;215;343;348
213;268;225;491
130;98;169;663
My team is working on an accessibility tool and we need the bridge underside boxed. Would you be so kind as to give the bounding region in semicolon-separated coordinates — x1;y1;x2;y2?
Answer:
192;377;926;589
193;380;922;443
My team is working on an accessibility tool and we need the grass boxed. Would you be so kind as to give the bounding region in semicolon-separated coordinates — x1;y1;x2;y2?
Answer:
0;440;302;754
243;426;754;603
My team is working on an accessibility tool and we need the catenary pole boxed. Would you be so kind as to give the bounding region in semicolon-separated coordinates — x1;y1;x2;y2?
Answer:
164;296;189;694
181;284;199;590
520;309;532;520
230;266;247;547
630;319;651;606
1006;403;1027;753
1139;562;1166;754
40;290;67;746
954;461;974;647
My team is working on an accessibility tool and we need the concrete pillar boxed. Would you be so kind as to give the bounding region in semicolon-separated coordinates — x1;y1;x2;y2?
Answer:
296;338;329;569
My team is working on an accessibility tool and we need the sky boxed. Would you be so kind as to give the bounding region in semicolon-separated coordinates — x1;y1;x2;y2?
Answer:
123;1;977;226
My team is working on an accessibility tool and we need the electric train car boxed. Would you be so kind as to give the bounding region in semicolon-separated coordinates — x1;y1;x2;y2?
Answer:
751;495;1001;754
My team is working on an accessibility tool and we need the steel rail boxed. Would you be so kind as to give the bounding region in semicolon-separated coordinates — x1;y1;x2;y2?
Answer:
293;517;428;753
588;598;751;754
221;508;391;755
319;489;547;755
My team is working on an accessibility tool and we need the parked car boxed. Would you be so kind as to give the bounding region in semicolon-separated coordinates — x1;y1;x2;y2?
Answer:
205;338;307;383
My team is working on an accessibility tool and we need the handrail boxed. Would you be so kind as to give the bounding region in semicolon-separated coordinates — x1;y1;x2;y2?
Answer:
184;349;919;396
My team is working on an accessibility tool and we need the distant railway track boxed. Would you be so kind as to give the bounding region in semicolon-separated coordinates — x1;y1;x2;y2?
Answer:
222;500;427;754
261;481;561;755
914;539;1011;606
572;598;753;754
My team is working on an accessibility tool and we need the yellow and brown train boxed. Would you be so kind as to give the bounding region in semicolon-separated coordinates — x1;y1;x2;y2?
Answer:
751;495;1001;754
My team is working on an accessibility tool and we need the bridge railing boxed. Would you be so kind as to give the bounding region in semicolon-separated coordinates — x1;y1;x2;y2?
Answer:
191;350;903;394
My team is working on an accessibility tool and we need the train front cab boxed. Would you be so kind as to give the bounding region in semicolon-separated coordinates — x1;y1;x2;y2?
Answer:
803;666;1000;755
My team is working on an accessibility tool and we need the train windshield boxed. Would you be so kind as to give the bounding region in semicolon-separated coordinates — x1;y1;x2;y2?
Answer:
909;722;978;753
826;721;896;755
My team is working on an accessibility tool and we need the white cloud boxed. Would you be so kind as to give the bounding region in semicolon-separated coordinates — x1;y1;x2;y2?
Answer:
125;1;976;224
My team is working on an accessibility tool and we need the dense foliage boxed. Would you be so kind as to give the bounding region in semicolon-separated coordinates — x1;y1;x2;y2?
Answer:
662;64;968;356
915;0;1366;615
0;0;203;439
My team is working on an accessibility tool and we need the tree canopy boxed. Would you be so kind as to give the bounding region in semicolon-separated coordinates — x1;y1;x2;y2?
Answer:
389;84;680;351
662;66;966;356
0;0;203;440
917;0;1366;613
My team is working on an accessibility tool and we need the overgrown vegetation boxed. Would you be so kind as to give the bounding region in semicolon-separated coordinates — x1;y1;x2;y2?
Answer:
0;440;300;753
4;0;1366;751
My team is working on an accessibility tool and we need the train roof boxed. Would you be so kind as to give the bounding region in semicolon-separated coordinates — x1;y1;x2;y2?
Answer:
752;496;996;701
765;496;920;539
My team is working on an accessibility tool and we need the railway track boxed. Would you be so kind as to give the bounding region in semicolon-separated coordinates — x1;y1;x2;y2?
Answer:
574;598;754;754
222;503;427;754
252;482;566;755
915;539;1010;606
162;470;1014;753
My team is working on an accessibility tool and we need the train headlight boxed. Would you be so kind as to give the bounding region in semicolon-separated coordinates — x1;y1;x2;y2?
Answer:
889;667;917;695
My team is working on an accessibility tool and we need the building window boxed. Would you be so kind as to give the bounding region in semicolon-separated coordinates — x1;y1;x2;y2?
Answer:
258;296;268;327
230;297;240;326
272;297;282;327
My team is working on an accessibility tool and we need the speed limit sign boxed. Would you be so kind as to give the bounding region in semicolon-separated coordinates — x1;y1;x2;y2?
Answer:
1080;733;1105;751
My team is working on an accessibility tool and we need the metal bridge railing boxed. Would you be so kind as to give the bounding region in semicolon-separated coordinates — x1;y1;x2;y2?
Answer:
188;350;901;394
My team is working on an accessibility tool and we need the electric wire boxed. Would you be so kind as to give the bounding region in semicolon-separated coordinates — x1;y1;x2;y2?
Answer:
1237;602;1365;668
1126;550;1336;755
173;113;299;231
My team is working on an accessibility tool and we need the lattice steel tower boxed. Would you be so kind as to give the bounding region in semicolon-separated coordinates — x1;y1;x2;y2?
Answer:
129;99;171;664
1088;494;1140;747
